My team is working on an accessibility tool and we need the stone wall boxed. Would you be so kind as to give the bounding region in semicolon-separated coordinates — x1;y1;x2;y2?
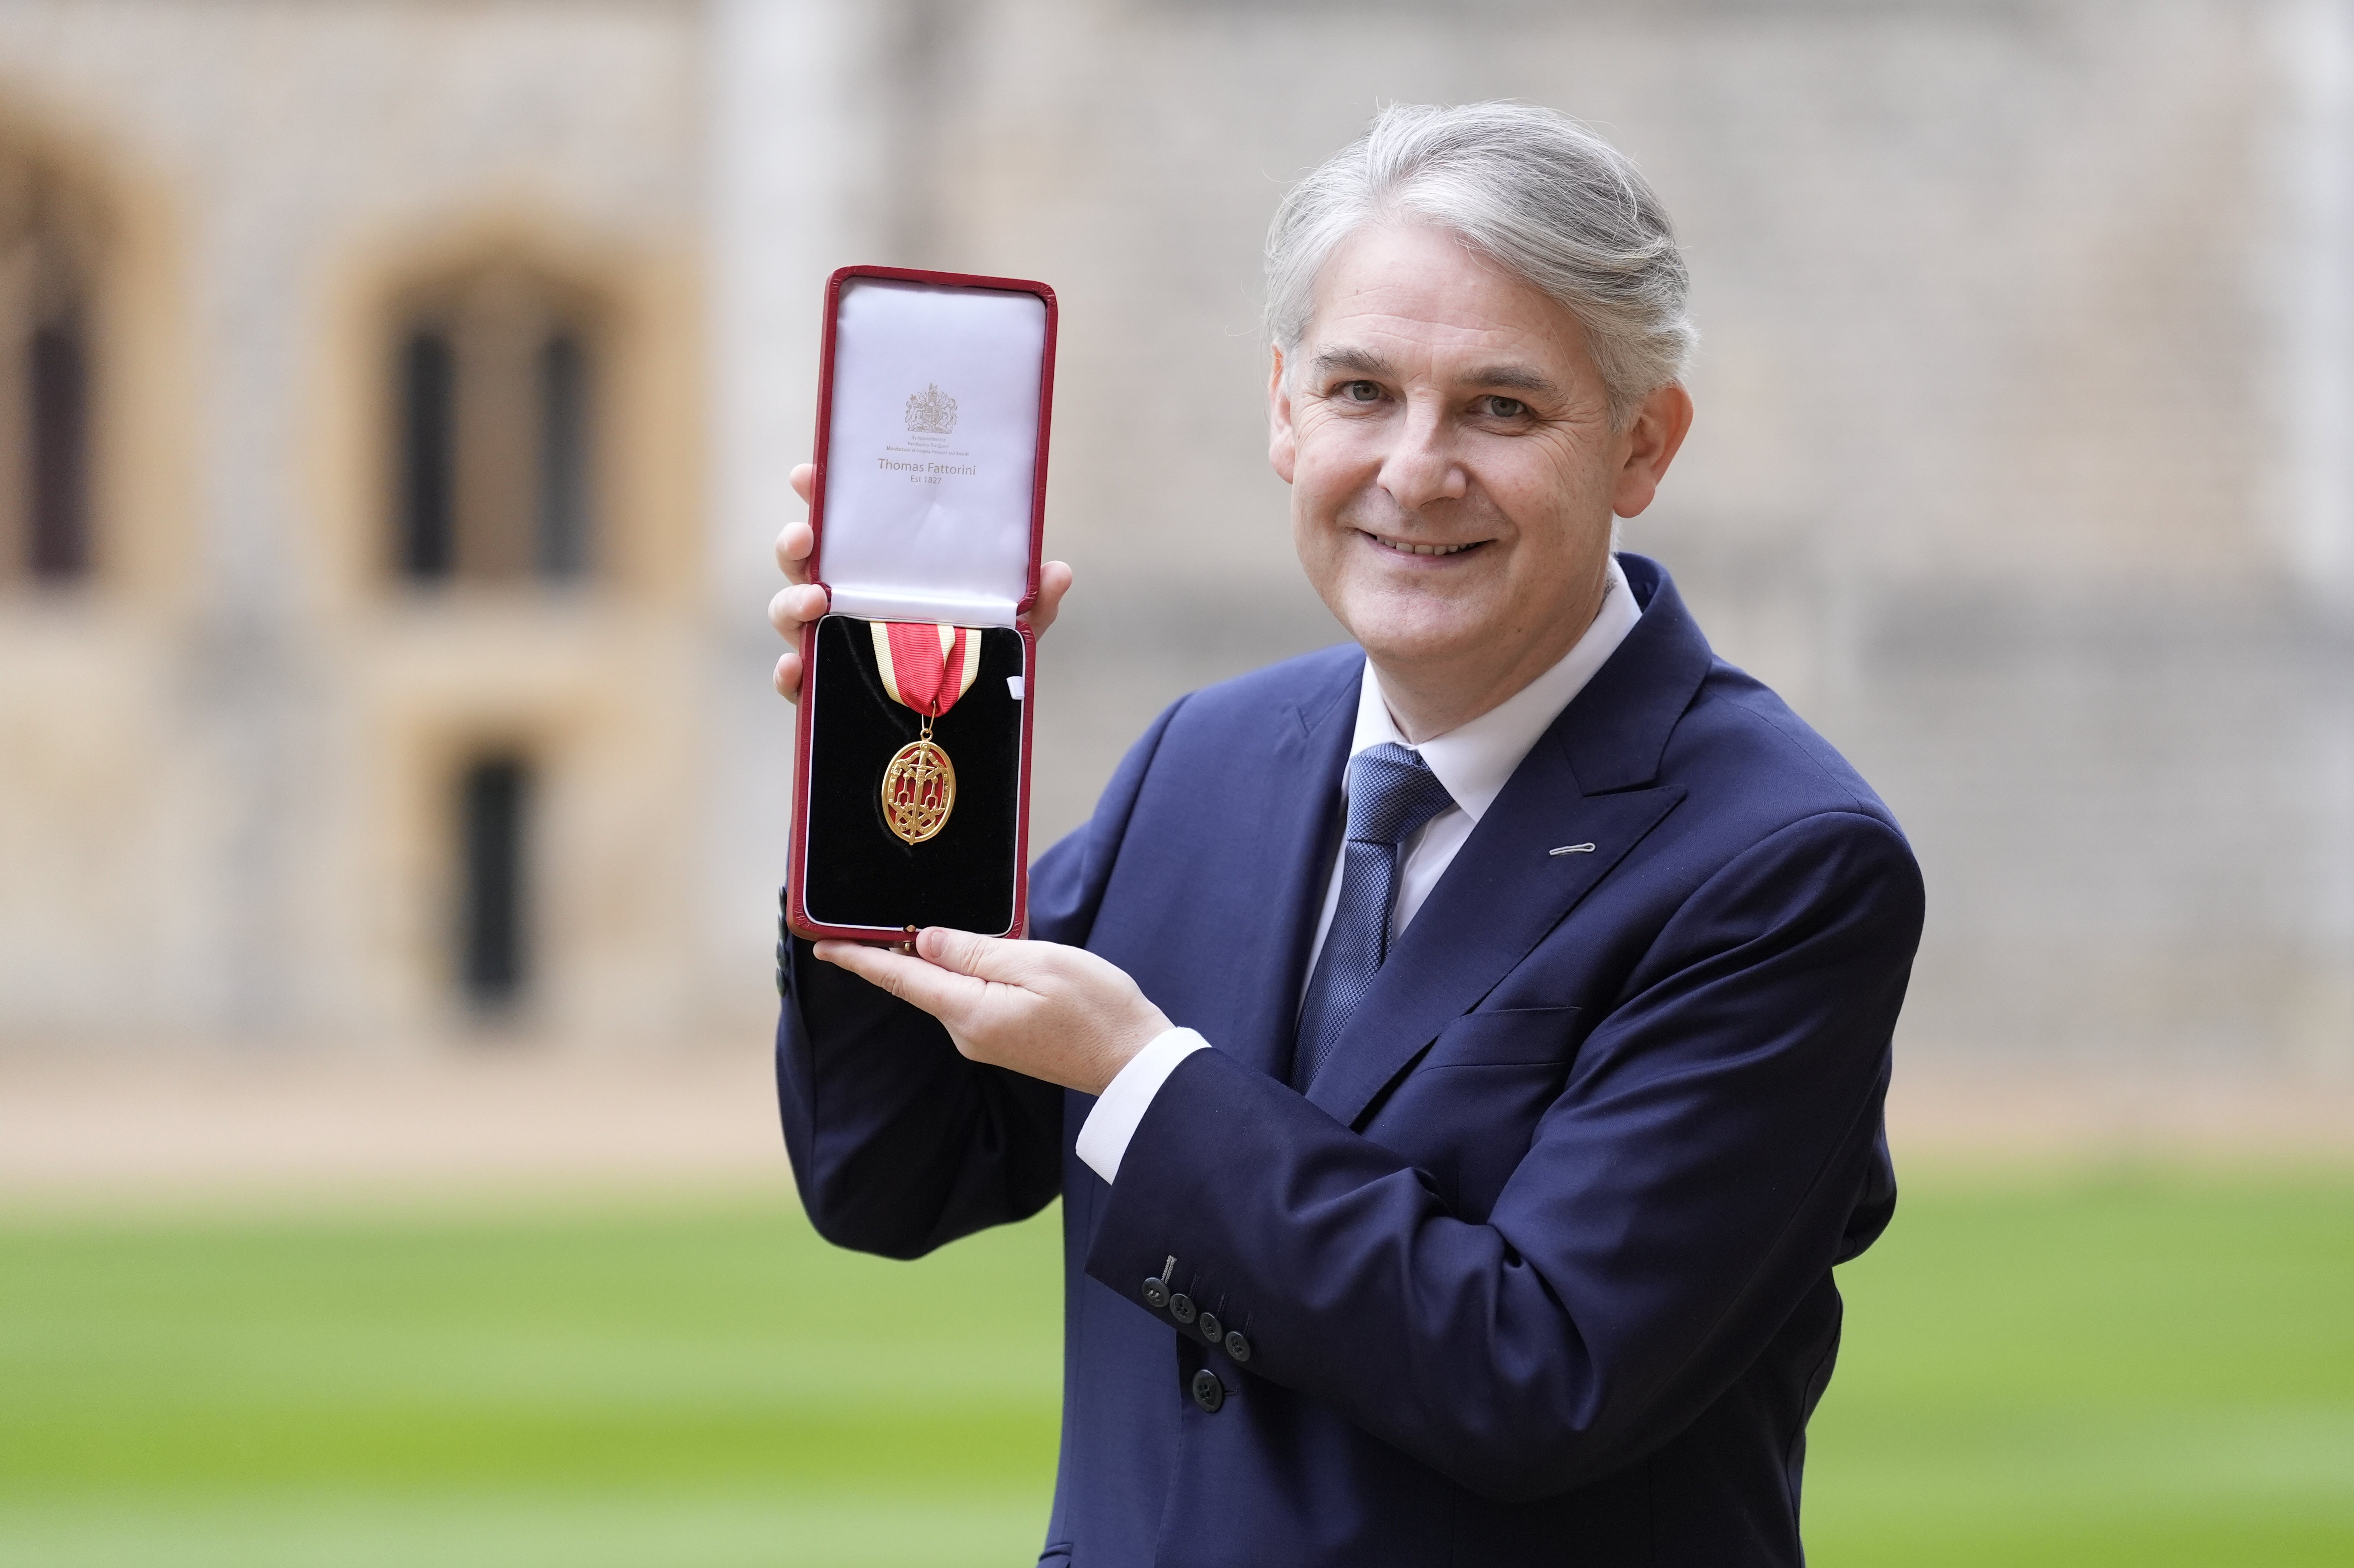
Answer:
0;0;710;1046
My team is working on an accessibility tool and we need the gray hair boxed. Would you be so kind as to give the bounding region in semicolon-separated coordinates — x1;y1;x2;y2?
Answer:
1265;102;1695;427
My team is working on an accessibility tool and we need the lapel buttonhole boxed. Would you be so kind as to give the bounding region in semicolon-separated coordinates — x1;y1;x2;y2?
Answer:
1548;843;1597;856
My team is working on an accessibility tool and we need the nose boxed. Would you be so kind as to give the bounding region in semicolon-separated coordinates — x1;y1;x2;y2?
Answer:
1376;397;1466;513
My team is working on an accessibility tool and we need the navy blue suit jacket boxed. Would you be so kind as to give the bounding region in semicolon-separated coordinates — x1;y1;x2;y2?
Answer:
777;556;1923;1566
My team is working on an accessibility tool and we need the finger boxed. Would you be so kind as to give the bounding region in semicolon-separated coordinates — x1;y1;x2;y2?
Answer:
768;581;829;635
773;649;802;703
789;463;816;507
814;939;990;1020
1030;560;1074;636
774;521;814;584
915;927;1038;983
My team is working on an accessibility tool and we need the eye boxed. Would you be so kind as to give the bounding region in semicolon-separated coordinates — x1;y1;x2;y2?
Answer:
1336;379;1383;403
1482;395;1530;419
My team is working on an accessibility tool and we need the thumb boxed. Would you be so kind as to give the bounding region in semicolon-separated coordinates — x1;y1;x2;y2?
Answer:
916;926;1030;982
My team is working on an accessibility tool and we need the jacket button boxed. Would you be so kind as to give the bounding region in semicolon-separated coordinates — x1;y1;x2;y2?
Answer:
1168;1292;1196;1324
1190;1368;1225;1414
1142;1276;1169;1310
1197;1311;1222;1344
1223;1329;1251;1363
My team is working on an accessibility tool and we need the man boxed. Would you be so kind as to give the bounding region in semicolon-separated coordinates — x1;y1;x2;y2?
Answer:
768;102;1921;1567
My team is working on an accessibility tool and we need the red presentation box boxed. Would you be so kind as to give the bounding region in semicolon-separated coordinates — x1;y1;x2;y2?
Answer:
784;265;1057;943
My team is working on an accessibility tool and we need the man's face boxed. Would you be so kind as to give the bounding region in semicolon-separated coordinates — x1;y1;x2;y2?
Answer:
1270;223;1681;710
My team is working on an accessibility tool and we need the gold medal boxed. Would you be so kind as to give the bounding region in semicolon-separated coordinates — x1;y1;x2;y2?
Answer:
880;727;957;845
871;621;982;846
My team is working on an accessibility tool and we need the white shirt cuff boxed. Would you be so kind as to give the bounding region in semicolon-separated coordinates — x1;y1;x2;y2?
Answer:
1075;1027;1211;1184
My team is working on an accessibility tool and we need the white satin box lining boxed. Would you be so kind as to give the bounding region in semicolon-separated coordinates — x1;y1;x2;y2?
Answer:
819;276;1046;626
825;587;1023;627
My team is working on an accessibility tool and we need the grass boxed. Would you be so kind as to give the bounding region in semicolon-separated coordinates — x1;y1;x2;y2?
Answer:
0;1171;2348;1566
1807;1170;2354;1566
0;1197;1064;1567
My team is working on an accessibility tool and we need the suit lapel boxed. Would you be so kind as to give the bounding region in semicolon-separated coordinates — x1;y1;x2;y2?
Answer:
1217;661;1360;1081
1305;752;1685;1128
1303;553;1716;1128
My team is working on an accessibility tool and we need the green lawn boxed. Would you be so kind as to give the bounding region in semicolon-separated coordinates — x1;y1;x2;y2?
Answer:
1807;1172;2354;1566
1;1172;2348;1566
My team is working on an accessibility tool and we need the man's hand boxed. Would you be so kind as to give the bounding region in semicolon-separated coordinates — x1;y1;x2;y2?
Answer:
769;463;1077;702
813;928;1171;1096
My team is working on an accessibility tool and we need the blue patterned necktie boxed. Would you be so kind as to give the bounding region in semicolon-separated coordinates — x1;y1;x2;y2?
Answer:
1290;742;1458;1092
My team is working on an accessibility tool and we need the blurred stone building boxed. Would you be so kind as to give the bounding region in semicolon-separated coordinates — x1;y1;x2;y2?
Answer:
0;0;707;1047
3;0;2351;1074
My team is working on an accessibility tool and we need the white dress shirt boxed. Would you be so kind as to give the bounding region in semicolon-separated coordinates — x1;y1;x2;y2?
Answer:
1075;557;1643;1183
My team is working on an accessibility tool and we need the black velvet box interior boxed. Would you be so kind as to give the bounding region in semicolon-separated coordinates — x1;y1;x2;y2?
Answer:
801;614;1026;933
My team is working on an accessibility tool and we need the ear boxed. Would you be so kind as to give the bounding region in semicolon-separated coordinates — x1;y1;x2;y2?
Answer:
1610;382;1694;519
1267;345;1297;485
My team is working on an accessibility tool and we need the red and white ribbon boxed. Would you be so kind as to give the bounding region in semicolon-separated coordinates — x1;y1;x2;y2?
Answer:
870;621;982;718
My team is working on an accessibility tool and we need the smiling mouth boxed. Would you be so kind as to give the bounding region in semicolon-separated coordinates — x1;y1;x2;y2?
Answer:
1365;530;1487;558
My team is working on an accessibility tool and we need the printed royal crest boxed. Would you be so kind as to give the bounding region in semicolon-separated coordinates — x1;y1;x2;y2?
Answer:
904;382;959;435
880;737;957;845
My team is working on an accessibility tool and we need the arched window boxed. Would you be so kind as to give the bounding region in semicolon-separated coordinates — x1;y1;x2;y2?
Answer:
392;262;600;585
0;137;99;585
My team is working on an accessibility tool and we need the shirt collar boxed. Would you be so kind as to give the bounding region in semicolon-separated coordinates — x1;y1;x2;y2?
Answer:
1347;554;1642;824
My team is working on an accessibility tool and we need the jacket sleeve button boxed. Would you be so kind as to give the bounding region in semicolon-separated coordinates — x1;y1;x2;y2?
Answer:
1190;1368;1226;1413
1223;1329;1251;1363
1168;1292;1196;1324
1142;1276;1169;1310
1196;1311;1222;1344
